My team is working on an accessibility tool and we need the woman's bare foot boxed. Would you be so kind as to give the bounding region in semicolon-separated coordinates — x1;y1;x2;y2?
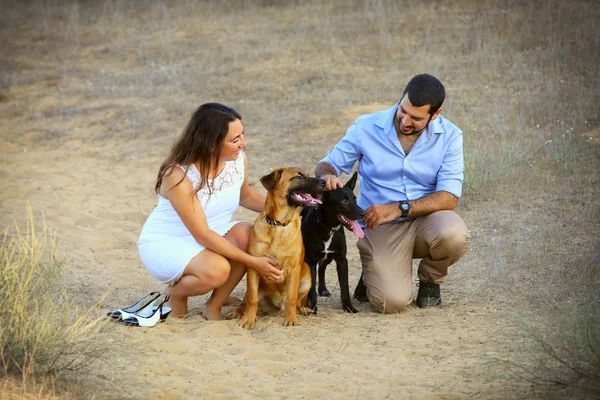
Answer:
202;301;223;321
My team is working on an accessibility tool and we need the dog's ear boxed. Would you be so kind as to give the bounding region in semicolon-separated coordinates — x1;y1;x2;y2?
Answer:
345;171;358;190
260;168;284;191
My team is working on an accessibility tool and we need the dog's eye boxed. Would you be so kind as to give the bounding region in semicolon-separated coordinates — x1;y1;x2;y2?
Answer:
342;199;349;205
290;173;305;181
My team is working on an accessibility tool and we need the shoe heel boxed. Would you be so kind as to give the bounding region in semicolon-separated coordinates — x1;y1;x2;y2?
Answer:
160;307;172;321
107;291;161;320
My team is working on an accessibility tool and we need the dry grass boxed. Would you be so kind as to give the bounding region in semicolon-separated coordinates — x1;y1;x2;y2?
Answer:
0;207;109;398
0;0;599;398
496;301;600;399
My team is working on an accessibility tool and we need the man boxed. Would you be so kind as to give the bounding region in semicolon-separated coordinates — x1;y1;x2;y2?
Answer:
315;74;469;313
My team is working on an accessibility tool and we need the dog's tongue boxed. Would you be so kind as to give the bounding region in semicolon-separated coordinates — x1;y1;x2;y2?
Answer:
292;192;322;206
338;214;365;238
349;219;365;238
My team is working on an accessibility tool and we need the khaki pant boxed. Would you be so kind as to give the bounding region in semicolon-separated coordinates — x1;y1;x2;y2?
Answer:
357;210;469;313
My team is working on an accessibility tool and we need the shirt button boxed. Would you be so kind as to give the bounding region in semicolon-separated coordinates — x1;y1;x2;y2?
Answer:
403;176;407;179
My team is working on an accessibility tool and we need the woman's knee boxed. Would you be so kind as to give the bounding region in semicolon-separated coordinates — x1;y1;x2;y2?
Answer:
206;259;231;288
187;254;231;288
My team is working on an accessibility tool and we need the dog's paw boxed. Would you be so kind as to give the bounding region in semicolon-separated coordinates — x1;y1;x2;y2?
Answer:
225;304;245;320
343;303;359;314
307;294;317;310
297;305;313;316
283;317;298;326
225;308;242;320
353;278;368;301
354;294;369;303
224;312;236;320
239;317;256;329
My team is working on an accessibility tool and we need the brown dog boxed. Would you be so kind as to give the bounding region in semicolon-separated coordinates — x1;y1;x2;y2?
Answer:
231;167;325;329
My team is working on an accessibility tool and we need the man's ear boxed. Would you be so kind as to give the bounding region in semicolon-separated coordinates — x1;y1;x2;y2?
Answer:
431;107;442;121
260;168;283;191
345;171;358;191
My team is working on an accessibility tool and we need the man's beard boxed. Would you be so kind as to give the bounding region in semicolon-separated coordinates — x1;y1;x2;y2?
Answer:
396;115;432;136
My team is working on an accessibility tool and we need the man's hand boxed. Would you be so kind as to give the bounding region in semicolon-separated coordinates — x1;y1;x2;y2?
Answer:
322;174;343;191
363;203;401;230
315;162;343;191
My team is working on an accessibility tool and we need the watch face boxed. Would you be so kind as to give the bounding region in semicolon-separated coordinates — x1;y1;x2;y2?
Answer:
401;203;410;211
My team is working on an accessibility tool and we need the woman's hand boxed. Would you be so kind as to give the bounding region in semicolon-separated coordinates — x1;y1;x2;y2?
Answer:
250;256;283;280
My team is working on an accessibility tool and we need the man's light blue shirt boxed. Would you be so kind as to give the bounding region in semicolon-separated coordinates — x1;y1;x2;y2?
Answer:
320;103;464;223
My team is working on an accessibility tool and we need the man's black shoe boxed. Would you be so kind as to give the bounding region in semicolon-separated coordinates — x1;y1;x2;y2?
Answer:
416;282;442;308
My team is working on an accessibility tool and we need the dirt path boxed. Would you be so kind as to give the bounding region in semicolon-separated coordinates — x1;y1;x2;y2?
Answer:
3;1;598;399
0;108;527;399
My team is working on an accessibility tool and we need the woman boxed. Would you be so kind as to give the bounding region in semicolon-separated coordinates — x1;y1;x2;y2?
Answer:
137;103;282;320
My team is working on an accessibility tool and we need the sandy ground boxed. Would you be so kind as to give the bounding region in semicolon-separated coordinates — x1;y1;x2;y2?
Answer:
0;105;527;399
1;1;598;399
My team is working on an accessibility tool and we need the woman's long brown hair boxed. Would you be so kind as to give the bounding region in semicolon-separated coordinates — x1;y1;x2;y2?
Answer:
155;103;242;197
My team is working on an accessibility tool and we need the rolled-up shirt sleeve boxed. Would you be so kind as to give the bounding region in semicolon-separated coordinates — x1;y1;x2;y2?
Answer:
319;122;362;176
436;130;464;198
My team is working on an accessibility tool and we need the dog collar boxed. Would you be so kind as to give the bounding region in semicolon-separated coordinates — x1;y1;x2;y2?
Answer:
265;215;289;227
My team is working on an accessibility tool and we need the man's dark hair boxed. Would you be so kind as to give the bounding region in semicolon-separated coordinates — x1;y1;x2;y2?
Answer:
402;74;445;115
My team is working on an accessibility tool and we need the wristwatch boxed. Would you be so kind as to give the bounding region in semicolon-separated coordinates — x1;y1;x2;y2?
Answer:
398;200;411;218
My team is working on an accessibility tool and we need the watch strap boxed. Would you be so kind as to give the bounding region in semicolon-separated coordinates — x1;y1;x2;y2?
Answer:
398;200;410;218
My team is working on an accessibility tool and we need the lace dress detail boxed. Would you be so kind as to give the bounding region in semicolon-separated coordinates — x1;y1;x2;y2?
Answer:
180;156;244;199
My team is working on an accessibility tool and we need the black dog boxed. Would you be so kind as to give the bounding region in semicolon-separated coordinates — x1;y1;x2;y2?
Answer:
301;172;365;313
353;272;368;302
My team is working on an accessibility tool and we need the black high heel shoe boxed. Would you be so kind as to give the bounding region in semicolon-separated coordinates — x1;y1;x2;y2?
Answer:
107;291;161;320
122;294;171;327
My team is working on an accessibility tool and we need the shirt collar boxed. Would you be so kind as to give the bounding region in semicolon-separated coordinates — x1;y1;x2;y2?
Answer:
428;114;444;135
376;103;399;138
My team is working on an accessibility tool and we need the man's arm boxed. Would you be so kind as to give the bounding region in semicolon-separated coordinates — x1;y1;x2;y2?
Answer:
362;191;458;230
362;123;465;230
316;121;362;191
408;191;458;217
315;162;343;191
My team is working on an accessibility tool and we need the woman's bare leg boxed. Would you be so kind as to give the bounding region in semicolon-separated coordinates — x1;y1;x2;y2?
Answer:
166;250;231;318
203;222;252;320
202;261;246;320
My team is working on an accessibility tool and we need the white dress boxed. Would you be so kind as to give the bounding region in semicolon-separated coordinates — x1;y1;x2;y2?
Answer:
137;156;244;285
